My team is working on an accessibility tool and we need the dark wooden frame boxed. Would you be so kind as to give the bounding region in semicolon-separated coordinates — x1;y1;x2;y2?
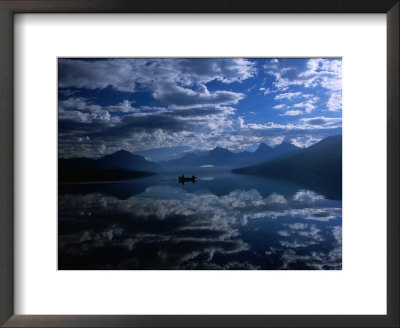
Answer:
0;1;398;327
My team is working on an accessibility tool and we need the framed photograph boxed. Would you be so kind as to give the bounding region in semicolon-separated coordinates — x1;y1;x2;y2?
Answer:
0;1;398;327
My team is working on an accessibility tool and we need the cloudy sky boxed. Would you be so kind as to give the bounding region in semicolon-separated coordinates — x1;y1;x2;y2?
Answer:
58;58;342;159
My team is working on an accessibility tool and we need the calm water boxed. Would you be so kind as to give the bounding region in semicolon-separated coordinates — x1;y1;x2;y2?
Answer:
58;172;342;270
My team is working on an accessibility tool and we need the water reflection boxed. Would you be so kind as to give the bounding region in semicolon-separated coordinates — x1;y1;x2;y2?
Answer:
58;173;342;270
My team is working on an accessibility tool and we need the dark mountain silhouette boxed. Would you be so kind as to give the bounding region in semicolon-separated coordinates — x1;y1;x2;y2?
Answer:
98;149;162;173
254;142;272;154
272;142;299;156
250;142;300;163
201;147;236;165
59;150;160;182
160;153;201;168
233;135;342;200
189;149;210;157
134;145;190;162
160;142;300;169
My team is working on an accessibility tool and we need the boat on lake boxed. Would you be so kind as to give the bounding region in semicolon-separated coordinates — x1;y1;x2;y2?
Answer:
178;174;197;184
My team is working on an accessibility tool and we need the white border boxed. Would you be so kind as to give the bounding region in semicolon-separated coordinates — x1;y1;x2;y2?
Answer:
14;14;387;315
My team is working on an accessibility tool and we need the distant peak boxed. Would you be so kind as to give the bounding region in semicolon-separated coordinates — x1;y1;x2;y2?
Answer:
312;134;342;147
115;149;131;154
325;134;342;141
211;146;230;153
256;143;272;152
274;142;297;149
102;149;136;159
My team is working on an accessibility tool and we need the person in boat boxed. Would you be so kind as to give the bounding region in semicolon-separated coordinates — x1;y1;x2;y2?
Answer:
191;175;196;180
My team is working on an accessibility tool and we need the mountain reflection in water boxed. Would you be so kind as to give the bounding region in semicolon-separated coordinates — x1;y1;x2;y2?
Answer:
58;173;342;270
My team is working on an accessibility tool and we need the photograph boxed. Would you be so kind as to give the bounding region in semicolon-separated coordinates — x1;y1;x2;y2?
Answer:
58;58;342;270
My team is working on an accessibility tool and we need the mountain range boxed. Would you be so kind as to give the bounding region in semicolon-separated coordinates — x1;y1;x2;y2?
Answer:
160;142;300;169
134;146;191;162
233;135;342;199
58;150;161;182
98;150;162;172
58;136;342;197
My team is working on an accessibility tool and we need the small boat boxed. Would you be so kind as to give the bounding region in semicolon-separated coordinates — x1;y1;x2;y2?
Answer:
178;175;197;184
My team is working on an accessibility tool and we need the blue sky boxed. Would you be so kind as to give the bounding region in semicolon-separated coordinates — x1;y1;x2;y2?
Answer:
58;58;342;159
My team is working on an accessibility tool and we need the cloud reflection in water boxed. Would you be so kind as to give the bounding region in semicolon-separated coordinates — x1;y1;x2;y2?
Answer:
59;181;341;270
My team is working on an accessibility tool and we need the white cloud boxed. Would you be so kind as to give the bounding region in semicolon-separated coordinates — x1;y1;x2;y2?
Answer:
299;116;342;128
281;110;303;116
285;223;308;230
332;226;342;244
58;97;119;123
327;92;342;111
59;58;257;92
236;116;245;129
280;240;310;248
292;96;319;113
265;136;285;147
262;88;272;95
266;193;287;204
264;58;342;112
293;190;325;202
152;83;244;108
107;100;138;113
274;92;301;100
290;135;322;148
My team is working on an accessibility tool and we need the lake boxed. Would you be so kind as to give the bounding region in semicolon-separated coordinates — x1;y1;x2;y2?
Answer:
58;171;342;270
